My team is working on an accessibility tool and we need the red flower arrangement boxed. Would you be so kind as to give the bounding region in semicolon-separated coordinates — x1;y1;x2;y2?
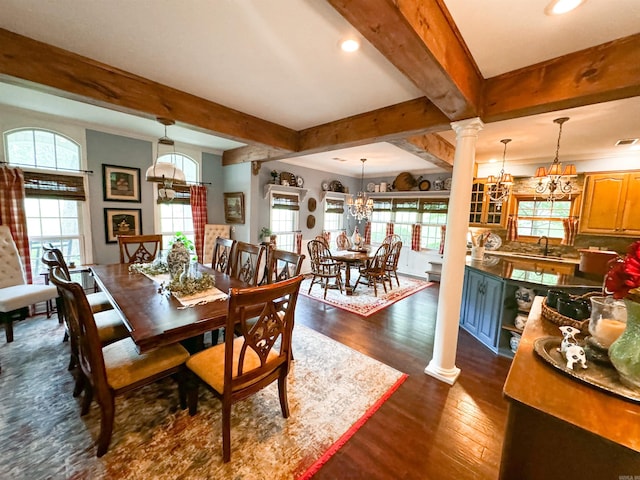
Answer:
605;240;640;302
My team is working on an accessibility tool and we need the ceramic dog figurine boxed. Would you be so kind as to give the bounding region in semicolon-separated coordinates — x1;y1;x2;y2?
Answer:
564;344;588;370
558;325;580;354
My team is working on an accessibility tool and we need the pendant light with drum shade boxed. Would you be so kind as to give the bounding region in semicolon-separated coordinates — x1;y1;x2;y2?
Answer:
145;118;186;201
485;138;514;209
534;117;577;203
346;158;374;221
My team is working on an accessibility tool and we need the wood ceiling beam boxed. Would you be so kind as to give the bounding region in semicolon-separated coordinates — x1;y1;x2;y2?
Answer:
223;97;451;165
328;0;483;120
298;97;451;153
483;33;640;122
389;133;455;170
0;28;298;152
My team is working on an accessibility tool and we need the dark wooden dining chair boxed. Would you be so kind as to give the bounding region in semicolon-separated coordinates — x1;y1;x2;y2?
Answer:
211;237;236;274
42;245;113;316
48;265;128;394
267;249;304;284
50;266;189;457
117;234;162;264
383;240;403;289
354;242;391;297
307;239;343;299
186;275;303;462
229;241;265;287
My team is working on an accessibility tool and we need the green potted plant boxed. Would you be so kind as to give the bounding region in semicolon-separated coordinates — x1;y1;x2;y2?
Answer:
259;227;272;243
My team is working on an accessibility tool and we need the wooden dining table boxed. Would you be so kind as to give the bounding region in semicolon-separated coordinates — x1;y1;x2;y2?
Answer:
91;263;246;353
330;249;372;295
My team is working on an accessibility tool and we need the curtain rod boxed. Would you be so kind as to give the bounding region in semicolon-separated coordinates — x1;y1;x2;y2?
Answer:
0;161;93;174
184;181;212;186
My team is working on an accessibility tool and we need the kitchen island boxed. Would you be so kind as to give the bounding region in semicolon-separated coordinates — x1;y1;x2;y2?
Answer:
500;297;640;479
460;255;601;358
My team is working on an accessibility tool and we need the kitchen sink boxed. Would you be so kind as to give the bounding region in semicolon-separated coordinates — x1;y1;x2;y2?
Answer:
486;251;579;264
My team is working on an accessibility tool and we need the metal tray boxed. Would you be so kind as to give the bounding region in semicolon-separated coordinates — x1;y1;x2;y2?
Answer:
534;336;640;403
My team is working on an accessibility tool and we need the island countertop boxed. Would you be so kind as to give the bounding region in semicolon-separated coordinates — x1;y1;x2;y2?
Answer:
499;297;640;478
466;255;602;288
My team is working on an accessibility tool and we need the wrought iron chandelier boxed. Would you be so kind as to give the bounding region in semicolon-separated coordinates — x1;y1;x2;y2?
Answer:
145;118;186;201
346;158;374;221
534;117;576;202
485;138;514;209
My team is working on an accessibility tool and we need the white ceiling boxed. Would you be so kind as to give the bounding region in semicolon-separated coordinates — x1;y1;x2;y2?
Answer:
0;0;639;177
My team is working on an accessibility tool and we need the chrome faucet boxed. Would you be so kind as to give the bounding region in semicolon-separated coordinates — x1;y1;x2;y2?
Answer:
537;236;549;256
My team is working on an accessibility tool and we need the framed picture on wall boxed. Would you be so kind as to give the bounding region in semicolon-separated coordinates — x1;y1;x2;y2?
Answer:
103;164;141;202
104;208;142;243
224;192;245;224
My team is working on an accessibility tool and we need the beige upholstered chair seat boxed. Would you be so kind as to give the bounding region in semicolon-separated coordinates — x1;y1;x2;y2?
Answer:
0;225;59;342
104;337;190;391
203;224;231;265
94;309;129;345
0;283;58;312
187;337;278;393
87;291;113;314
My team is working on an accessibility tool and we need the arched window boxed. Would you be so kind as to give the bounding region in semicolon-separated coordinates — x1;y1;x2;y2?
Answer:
4;128;87;276
156;152;199;249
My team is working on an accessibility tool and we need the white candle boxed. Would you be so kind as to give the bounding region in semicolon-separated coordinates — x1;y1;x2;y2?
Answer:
593;318;626;348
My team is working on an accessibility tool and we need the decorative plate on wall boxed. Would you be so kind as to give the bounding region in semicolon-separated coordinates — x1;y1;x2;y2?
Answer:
280;171;296;186
308;197;317;212
418;179;431;191
329;180;343;192
306;215;316;229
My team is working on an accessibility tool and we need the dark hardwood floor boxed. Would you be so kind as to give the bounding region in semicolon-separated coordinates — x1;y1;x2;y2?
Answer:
297;280;513;480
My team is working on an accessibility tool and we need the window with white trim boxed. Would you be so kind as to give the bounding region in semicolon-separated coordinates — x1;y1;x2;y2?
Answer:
370;199;392;243
420;200;449;249
156;153;198;248
270;192;299;252
323;196;345;238
369;197;448;249
516;198;571;239
4;128;87;277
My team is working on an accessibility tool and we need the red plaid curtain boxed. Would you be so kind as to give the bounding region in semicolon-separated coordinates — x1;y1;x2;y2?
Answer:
295;231;303;254
0;166;32;282
506;215;519;241
386;222;394;237
364;222;371;245
561;217;579;246
189;185;208;262
411;224;421;251
439;225;446;255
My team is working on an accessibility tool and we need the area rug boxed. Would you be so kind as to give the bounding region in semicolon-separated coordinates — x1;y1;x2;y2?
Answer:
301;275;434;317
0;316;406;479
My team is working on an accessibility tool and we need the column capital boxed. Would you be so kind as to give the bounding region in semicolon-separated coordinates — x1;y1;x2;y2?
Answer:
451;117;484;137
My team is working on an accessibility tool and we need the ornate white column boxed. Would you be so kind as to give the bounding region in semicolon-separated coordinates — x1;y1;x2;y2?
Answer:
425;117;484;384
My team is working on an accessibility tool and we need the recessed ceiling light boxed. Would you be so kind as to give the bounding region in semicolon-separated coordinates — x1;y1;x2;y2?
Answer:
340;39;360;52
615;138;638;146
489;158;498;163
545;0;586;15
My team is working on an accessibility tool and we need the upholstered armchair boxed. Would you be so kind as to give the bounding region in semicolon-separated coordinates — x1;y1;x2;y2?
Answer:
0;226;58;342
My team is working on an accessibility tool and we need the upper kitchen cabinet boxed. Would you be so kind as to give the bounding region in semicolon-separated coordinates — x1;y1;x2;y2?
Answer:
580;171;640;236
469;179;507;227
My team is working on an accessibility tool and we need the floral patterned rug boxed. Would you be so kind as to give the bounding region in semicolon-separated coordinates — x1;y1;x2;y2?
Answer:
0;316;406;479
301;275;434;317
